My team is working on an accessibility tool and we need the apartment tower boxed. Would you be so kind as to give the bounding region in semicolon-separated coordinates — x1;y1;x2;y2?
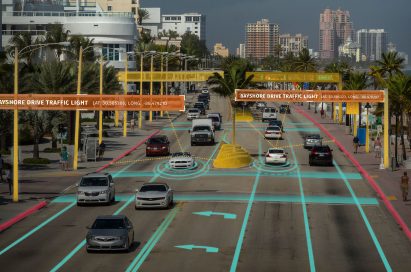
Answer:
245;19;279;61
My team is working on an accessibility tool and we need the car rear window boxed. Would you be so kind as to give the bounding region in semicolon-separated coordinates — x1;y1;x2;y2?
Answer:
264;108;276;113
148;137;167;144
307;135;321;139
209;117;219;122
269;149;284;154
80;177;108;187
92;219;125;229
314;146;330;152
188;109;199;113
140;185;167;192
267;126;280;131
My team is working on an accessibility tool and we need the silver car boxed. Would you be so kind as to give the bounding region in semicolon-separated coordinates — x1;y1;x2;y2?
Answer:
135;183;173;209
77;173;115;206
304;134;323;149
168;152;195;169
86;215;134;252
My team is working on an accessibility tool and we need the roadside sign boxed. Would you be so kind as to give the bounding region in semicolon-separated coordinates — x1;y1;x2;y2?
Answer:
346;103;359;114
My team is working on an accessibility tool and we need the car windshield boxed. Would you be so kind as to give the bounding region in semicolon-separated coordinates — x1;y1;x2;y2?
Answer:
92;219;125;229
210;117;219;122
80;177;108;187
267;126;280;131
270;121;282;126
172;152;191;157
264;108;275;112
140;185;167;192
148;137;167;144
269;149;284;154
193;126;210;132
188;109;199;113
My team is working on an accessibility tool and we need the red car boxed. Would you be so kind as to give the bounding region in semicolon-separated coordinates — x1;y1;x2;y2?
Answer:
145;135;170;156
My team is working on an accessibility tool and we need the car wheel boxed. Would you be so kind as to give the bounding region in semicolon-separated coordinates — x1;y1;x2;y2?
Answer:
134;205;138;210
77;202;82;207
309;160;312;166
86;248;92;253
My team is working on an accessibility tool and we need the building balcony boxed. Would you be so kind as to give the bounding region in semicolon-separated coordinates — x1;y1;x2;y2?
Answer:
2;11;134;18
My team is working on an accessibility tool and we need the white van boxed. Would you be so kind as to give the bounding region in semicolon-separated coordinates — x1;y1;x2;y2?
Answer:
262;107;277;122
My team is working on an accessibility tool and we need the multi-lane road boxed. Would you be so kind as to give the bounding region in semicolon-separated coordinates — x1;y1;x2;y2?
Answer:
0;92;410;272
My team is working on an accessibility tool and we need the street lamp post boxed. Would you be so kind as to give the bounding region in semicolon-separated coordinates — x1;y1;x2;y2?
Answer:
13;41;70;202
149;53;154;122
123;53;128;137
365;103;372;153
99;54;103;144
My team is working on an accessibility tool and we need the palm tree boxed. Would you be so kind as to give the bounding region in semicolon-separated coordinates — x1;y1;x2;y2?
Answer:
6;32;41;69
293;48;317;72
44;24;70;59
0;63;14;152
69;35;95;62
207;61;254;144
280;52;297;72
376;52;405;77
384;74;411;163
137;8;150;26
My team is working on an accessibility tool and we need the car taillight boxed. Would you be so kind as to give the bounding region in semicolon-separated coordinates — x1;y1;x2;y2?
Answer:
281;155;287;158
266;153;270;157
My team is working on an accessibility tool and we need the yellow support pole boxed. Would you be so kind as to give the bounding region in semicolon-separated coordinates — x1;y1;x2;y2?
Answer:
149;54;154;122
99;54;103;144
114;111;119;127
366;110;370;153
160;54;164;117
139;54;143;129
13;47;19;202
384;89;389;168
123;55;128;137
338;80;343;125
353;114;357;137
73;46;83;171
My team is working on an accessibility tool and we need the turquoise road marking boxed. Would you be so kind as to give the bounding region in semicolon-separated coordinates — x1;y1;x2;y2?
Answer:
51;194;379;205
0;202;76;256
230;172;261;272
333;161;392;272
175;244;219;253
162;127;319;132
113;170;363;180
289;139;316;272
192;211;237;219
126;206;180;272
49;196;135;272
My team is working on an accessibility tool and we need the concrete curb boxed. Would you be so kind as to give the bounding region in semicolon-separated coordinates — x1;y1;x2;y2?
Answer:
296;108;411;241
0;201;48;233
95;129;161;173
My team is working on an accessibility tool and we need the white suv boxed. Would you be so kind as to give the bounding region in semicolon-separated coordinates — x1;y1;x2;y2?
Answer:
262;107;277;122
187;108;201;120
77;173;115;206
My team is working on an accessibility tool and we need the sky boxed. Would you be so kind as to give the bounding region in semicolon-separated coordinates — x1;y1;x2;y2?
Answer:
143;0;410;58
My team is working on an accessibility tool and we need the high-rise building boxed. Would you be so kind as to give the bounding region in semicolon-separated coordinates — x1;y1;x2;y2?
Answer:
213;43;229;57
279;34;308;57
245;19;279;60
319;9;353;59
161;13;206;41
357;29;387;61
236;43;246;58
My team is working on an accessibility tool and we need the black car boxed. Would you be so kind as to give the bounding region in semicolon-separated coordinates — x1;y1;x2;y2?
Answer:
198;93;210;101
309;145;333;166
269;120;284;131
194;102;206;114
197;97;210;109
279;104;291;114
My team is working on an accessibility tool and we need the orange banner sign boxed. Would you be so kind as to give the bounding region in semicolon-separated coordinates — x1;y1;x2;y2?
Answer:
0;94;185;111
235;90;385;102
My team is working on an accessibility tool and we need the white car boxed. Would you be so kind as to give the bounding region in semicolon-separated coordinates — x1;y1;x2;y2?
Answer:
201;87;209;94
168;152;195;169
187;108;201;120
264;126;283;139
135;183;173;209
265;148;288;164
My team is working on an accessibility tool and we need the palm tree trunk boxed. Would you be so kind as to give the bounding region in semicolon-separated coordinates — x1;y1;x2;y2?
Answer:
408;112;411;150
0;133;6;152
395;114;399;166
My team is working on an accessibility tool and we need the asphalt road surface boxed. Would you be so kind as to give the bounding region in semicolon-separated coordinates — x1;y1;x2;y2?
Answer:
0;93;410;272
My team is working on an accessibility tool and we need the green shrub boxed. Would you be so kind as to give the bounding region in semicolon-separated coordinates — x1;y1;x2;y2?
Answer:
23;158;50;165
0;150;11;155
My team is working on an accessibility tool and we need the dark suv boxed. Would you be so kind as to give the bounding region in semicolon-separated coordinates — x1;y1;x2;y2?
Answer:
309;145;333;166
269;120;284;132
194;102;206;114
145;135;170;156
279;104;291;114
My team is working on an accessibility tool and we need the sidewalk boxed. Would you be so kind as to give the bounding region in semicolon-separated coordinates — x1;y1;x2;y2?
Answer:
0;110;183;227
296;103;411;229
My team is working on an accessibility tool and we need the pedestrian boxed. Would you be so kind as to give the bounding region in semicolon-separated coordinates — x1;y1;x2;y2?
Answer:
374;137;382;158
353;135;360;153
130;118;135;131
320;108;325;118
60;146;69;171
98;141;106;161
0;154;4;183
6;164;12;195
401;172;409;201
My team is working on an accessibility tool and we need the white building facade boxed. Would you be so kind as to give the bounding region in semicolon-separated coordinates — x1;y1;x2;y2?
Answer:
2;0;138;68
161;13;205;41
279;33;308;57
357;29;388;62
